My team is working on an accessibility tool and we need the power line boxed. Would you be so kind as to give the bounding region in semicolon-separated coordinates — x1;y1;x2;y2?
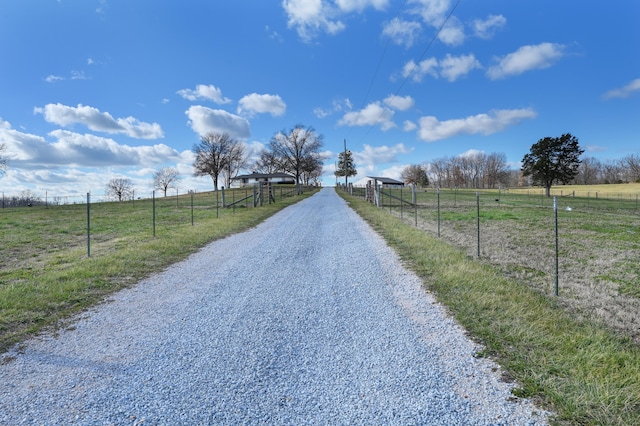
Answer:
348;0;463;146
395;0;462;96
357;0;410;112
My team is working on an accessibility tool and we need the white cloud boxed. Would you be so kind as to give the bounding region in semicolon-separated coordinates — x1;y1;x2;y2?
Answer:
458;148;485;158
439;53;481;81
44;75;64;83
336;0;389;13
177;84;232;104
437;16;464;46
34;103;164;139
313;98;351;118
71;70;88;80
379;164;406;180
487;43;566;80
382;18;422;48
0;117;179;169
586;144;608;153
0;117;207;197
282;0;345;41
473;14;506;39
602;78;640;100
338;102;395;130
313;107;332;118
354;143;412;168
49;130;180;166
384;94;414;111
282;0;389;41
406;0;464;45
403;120;417;131
237;93;286;117
402;53;479;82
185;105;251;139
417;108;537;142
402;58;438;82
410;0;451;27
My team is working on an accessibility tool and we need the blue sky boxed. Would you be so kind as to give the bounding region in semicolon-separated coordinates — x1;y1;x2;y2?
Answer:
1;0;638;198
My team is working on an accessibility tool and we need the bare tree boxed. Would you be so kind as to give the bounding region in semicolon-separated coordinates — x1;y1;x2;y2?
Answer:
622;154;640;183
484;152;509;188
449;156;465;188
106;178;134;202
429;157;450;188
153;167;181;196
301;153;325;186
222;142;247;189
269;124;324;185
252;149;282;174
19;189;40;206
400;164;429;187
601;159;625;184
193;132;244;191
575;157;602;185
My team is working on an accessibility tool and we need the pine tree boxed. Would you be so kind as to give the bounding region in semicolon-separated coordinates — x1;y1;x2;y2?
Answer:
335;140;357;186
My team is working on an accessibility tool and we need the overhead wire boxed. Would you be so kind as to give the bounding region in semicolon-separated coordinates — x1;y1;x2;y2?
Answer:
395;0;462;97
347;0;463;146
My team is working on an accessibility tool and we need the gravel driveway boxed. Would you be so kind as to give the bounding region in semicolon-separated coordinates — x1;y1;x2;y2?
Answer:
0;188;548;425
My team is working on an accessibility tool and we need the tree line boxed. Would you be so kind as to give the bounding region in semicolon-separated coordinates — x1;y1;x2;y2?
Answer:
108;124;325;201
400;133;639;196
401;151;515;190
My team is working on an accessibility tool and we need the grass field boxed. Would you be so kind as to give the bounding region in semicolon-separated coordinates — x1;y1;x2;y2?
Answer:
367;185;640;344
339;188;640;425
0;186;317;353
516;183;640;197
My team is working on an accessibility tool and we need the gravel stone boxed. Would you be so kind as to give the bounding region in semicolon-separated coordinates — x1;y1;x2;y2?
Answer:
0;188;549;425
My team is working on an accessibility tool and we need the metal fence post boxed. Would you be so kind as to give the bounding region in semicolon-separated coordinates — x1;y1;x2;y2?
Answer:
437;188;441;238
86;192;91;258
554;196;559;296
476;192;480;257
152;190;156;238
412;185;417;226
190;190;194;226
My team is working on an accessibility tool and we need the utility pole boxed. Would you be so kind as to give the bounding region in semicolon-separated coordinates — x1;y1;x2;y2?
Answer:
344;138;348;187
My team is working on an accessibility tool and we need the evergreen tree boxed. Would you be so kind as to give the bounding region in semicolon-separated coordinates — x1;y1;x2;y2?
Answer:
521;133;584;197
335;140;357;185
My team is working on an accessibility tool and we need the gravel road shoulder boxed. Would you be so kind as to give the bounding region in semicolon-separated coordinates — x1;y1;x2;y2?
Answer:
0;188;549;425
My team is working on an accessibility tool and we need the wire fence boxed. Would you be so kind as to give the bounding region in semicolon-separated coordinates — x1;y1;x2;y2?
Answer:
0;183;313;209
339;184;640;342
1;184;317;259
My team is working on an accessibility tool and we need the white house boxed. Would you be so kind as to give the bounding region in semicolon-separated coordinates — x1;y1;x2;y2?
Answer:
230;173;296;188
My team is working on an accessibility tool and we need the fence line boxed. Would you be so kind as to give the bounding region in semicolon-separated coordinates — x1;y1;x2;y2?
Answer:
338;184;640;341
0;184;315;209
1;185;317;259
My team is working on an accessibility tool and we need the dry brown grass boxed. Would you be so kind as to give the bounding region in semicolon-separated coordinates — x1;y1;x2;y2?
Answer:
385;191;640;344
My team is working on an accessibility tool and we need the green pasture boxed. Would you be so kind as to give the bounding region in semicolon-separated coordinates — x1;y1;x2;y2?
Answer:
0;186;317;352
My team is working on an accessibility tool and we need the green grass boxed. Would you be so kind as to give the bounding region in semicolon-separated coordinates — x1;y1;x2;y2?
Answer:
0;186;318;352
382;186;640;309
340;191;640;425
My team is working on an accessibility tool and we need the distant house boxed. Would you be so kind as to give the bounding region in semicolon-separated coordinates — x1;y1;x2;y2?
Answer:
231;172;296;188
367;176;405;188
